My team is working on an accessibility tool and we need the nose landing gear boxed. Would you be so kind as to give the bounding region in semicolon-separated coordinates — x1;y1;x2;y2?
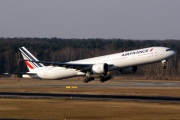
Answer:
162;60;166;69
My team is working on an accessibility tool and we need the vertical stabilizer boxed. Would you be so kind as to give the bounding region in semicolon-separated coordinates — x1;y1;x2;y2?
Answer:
19;47;44;71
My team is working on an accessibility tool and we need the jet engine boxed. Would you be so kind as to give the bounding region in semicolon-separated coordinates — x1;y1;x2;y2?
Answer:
92;63;108;74
119;66;137;74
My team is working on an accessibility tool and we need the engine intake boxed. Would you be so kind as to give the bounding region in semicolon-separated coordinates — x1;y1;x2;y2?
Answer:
92;63;108;74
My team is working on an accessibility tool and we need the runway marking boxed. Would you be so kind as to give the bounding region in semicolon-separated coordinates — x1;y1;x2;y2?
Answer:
71;86;78;88
66;86;78;89
66;86;71;88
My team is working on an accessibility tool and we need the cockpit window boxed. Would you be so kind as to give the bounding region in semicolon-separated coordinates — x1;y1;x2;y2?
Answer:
166;48;173;51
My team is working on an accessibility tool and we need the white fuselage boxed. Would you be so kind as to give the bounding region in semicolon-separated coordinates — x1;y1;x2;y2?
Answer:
26;47;175;79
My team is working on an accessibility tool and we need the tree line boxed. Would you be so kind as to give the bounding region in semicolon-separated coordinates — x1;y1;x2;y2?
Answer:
0;37;179;80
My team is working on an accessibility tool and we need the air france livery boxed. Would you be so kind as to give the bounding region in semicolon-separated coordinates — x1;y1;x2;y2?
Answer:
19;46;175;83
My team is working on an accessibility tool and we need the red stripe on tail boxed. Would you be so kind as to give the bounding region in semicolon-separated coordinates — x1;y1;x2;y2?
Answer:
25;61;34;69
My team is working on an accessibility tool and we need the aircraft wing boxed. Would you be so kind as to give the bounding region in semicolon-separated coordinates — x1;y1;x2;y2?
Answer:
26;60;93;72
26;60;113;72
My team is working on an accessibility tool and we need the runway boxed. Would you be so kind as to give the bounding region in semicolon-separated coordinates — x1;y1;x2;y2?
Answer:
0;78;180;102
1;78;180;119
1;79;180;88
0;92;180;102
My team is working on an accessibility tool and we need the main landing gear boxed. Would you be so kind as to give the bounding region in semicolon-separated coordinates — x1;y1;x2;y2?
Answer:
83;72;112;83
83;72;94;83
99;73;111;83
162;60;166;69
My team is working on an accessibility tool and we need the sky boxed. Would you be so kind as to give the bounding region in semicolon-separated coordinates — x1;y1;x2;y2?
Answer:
0;0;180;40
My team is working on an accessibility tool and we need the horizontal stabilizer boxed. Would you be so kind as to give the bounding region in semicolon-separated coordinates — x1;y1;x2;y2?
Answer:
4;72;37;75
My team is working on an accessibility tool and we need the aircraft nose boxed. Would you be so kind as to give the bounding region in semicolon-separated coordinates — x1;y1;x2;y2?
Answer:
172;50;176;55
170;49;176;56
166;48;176;57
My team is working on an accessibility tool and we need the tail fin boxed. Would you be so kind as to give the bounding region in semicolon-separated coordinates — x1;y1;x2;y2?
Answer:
19;46;44;71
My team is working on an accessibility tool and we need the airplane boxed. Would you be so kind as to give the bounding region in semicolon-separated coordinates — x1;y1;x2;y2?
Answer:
18;46;175;83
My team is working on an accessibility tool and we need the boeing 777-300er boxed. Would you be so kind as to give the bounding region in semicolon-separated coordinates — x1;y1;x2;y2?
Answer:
18;46;175;83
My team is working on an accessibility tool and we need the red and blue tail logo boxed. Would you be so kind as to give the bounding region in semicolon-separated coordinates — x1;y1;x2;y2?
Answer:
19;47;44;71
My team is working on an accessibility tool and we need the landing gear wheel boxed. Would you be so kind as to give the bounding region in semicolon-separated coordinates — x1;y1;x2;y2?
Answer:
100;78;105;83
162;66;166;69
99;72;112;83
83;77;94;83
83;79;89;83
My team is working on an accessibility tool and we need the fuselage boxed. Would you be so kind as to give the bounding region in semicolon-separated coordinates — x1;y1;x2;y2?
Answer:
26;47;175;79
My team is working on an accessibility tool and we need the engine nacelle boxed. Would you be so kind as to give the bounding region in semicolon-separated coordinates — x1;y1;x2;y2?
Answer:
119;66;137;74
92;63;108;74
